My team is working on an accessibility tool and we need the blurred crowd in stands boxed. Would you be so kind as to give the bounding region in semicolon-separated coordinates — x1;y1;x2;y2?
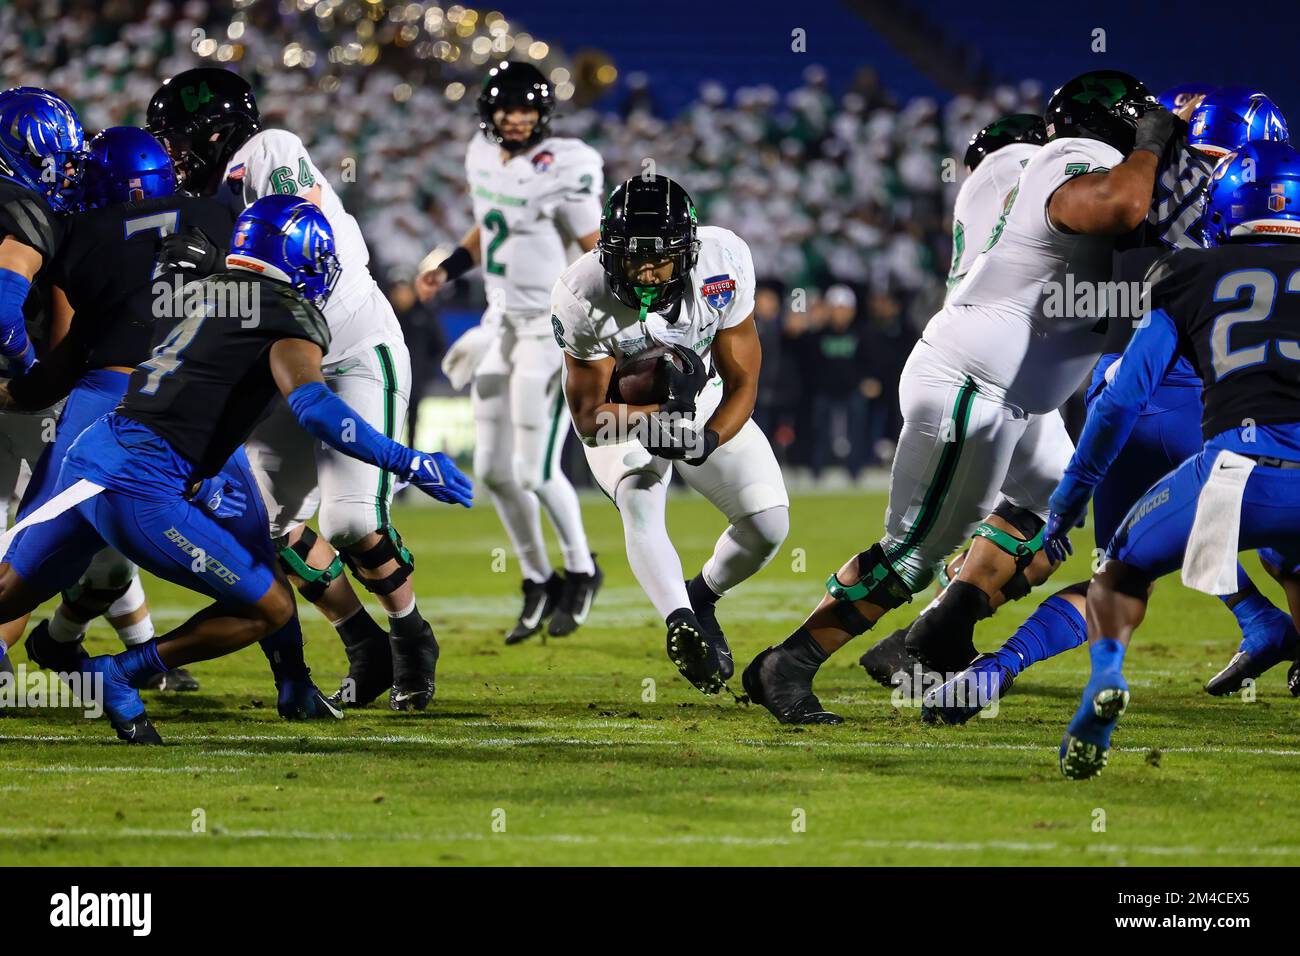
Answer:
4;0;1047;481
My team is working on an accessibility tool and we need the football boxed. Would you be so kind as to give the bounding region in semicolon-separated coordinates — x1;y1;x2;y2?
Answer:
609;343;682;405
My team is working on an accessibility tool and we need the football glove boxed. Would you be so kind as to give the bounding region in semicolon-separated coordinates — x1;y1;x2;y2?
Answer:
1132;105;1178;159
406;452;474;508
159;226;223;276
191;473;248;519
658;343;709;417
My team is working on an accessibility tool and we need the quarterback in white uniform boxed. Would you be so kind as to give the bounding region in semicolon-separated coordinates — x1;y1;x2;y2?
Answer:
147;69;439;712
745;71;1181;725
554;175;789;696
417;61;602;644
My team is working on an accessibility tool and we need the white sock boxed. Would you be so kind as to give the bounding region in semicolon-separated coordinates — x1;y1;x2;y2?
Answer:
701;506;790;596
386;596;417;620
48;606;89;644
115;618;155;647
106;576;146;619
487;479;553;583
616;473;689;619
537;475;594;575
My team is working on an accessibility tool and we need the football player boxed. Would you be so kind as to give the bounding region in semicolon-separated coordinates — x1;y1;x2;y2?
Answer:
3;127;240;695
146;69;438;710
862;113;1050;685
416;61;603;643
552;174;789;695
1047;142;1300;778
745;71;1179;724
922;85;1295;723
0;87;86;670
0;196;473;742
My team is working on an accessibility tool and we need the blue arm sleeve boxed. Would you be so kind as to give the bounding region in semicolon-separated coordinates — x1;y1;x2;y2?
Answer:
286;382;414;477
1051;308;1179;513
0;266;33;361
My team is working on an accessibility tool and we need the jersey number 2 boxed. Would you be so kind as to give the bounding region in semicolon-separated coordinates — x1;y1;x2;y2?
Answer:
483;208;508;276
1210;268;1300;381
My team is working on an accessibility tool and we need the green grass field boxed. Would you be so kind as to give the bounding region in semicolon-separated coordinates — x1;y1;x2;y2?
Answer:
3;489;1300;866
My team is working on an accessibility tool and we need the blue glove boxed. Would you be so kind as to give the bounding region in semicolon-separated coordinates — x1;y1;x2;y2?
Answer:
1043;505;1088;564
193;474;249;519
406;452;473;508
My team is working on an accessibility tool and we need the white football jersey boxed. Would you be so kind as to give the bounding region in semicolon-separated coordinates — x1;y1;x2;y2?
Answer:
224;128;400;363
551;226;756;368
466;134;603;318
945;143;1040;298
924;136;1124;414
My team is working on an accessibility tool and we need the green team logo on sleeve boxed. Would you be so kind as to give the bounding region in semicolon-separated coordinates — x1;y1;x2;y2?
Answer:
946;220;966;290
983;184;1019;252
551;315;567;350
1065;162;1091;176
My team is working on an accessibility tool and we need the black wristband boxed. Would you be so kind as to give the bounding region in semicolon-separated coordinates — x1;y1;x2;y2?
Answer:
439;246;475;282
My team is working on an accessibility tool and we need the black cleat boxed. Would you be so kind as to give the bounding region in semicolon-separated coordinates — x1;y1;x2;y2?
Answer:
904;609;980;675
328;628;393;708
136;667;200;692
548;557;604;637
743;646;843;724
666;609;729;695
390;622;439;711
1290;659;1300;698
111;713;163;745
858;625;936;688
25;619;88;675
504;574;563;644
687;576;725;644
1205;651;1269;696
277;672;344;720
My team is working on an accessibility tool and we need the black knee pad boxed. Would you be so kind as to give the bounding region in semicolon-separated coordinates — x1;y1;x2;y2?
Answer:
342;526;415;596
62;579;133;615
277;526;345;603
991;501;1046;540
824;543;912;635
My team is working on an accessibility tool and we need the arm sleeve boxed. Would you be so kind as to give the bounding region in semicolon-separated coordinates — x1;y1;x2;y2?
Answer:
720;235;757;329
0;266;33;361
286;382;414;476
245;131;323;201
553;161;604;239
550;275;606;360
1054;307;1179;503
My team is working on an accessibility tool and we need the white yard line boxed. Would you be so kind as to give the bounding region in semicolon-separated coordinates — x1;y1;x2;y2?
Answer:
0;824;1295;858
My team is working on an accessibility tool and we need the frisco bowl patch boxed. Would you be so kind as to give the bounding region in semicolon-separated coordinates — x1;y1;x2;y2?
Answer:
531;150;555;172
700;274;735;309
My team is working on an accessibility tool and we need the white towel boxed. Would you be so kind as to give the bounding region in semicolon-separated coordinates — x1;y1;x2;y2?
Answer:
0;479;105;563
1181;450;1255;595
440;325;493;392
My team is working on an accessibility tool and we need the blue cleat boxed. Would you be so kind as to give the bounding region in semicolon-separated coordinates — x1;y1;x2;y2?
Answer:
277;671;344;720
80;654;162;744
921;654;1013;725
1059;670;1129;780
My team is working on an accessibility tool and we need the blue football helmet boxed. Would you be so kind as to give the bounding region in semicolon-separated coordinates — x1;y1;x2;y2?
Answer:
227;195;341;308
1203;141;1300;245
80;127;176;210
1158;83;1207;114
1189;86;1289;160
0;86;87;214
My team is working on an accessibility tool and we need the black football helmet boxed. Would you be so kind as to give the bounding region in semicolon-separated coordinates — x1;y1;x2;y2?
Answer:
478;61;554;153
147;67;261;195
598;175;700;318
1044;70;1159;155
964;113;1047;171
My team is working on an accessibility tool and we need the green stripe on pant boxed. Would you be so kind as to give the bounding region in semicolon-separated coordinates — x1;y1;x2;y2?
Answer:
885;377;978;570
374;344;398;529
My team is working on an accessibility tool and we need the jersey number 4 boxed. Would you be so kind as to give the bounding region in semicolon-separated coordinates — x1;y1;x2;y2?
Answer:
1211;268;1300;381
139;311;208;396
